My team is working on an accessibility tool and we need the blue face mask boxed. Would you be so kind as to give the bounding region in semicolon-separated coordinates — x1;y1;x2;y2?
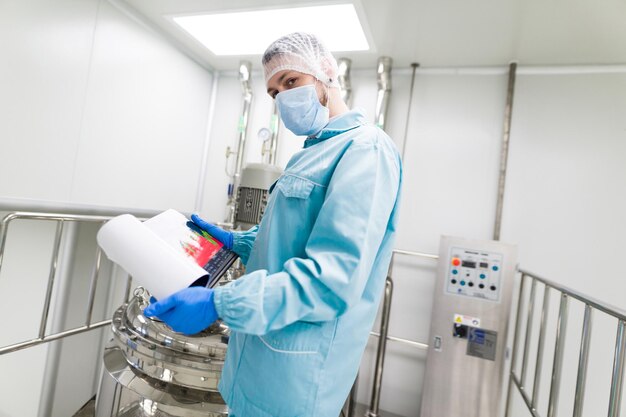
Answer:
276;84;329;137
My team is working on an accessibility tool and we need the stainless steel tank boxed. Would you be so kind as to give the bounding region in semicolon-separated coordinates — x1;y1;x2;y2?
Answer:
95;288;229;417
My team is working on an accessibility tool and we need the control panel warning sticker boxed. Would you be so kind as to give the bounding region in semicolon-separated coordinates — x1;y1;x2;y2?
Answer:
454;314;481;328
467;328;497;361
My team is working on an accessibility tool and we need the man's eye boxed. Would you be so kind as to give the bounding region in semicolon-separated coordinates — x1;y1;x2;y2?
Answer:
286;78;296;87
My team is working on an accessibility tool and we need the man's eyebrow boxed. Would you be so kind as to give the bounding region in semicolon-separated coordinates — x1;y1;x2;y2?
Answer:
267;72;290;94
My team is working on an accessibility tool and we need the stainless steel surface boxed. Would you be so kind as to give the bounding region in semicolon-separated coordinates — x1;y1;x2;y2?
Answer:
110;290;228;391
573;304;593;417
532;284;550;407
400;63;419;161
521;279;537;386
234;163;282;229
366;277;393;417
421;236;517;417
608;320;626;417
504;273;527;417
546;294;568;417
97;288;229;417
374;57;392;129
493;62;517;241
97;345;228;417
337;57;353;108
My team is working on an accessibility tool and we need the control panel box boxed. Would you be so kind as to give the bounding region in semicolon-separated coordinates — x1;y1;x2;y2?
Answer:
421;236;517;417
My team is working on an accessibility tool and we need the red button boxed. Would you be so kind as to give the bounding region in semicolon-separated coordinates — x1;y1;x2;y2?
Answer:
452;258;461;266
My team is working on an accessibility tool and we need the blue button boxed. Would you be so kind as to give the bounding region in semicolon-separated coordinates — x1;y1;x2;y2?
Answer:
492;266;499;271
480;274;486;279
460;280;466;286
452;269;458;275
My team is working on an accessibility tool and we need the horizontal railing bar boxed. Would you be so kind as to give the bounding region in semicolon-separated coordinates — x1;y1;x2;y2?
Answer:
0;320;111;356
512;372;543;417
369;331;428;349
2;211;114;224
0;197;164;218
520;268;626;321
392;249;439;260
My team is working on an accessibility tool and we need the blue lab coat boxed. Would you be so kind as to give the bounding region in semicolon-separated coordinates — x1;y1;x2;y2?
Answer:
213;108;403;417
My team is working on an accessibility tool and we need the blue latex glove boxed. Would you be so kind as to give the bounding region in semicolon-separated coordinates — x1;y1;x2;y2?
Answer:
143;287;218;335
191;214;233;250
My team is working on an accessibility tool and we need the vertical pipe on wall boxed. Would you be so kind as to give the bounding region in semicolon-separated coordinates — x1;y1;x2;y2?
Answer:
226;61;253;226
337;58;353;108
493;62;517;241
400;63;419;161
375;57;393;129
268;102;280;166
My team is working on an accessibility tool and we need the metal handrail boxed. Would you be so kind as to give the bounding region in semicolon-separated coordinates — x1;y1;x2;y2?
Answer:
505;269;626;417
0;210;143;356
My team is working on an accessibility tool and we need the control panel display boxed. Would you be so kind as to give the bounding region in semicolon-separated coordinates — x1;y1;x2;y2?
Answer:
445;246;503;302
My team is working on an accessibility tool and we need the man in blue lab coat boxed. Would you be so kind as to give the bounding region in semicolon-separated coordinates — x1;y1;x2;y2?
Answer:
145;32;403;417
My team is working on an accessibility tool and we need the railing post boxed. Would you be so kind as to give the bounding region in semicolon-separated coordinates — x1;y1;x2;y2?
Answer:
573;304;593;417
547;293;569;417
505;273;527;417
532;285;551;407
608;320;626;417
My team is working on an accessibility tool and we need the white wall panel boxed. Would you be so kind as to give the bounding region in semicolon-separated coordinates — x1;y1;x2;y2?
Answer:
70;0;213;211
0;0;99;201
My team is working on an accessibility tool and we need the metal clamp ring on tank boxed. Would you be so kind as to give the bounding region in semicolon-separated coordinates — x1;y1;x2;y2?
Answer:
110;286;229;392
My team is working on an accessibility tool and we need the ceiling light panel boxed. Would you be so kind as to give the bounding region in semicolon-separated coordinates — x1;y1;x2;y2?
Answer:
171;4;369;55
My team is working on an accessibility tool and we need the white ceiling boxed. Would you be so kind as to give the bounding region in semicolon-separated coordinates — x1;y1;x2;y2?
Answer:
118;0;626;72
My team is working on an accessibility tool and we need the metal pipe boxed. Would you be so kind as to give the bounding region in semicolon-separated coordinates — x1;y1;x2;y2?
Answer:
38;220;65;339
608;320;626;417
85;248;103;326
573;304;593;417
226;60;253;225
125;275;133;302
401;63;419;161
392;248;439;260
0;320;111;356
366;277;393;417
337;58;353;108
532;285;551;406
511;373;543;417
493;62;517;241
505;273;528;417
520;279;537;386
268;101;280;166
375;57;393;130
547;294;569;417
520;268;626;321
369;331;428;350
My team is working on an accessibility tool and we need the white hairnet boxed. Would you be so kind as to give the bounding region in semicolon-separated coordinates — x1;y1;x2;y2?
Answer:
262;32;339;88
